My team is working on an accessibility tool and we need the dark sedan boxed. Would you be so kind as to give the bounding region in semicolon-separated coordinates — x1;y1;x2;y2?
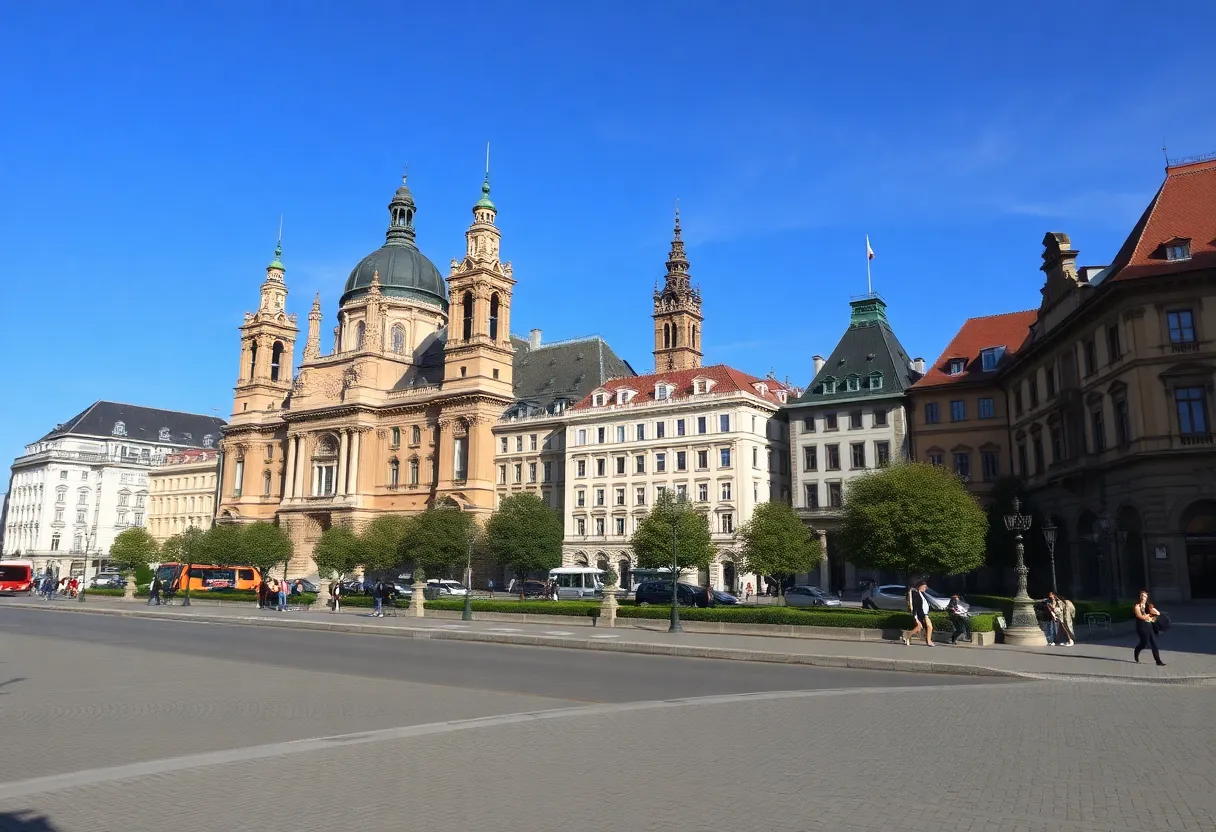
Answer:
634;581;714;608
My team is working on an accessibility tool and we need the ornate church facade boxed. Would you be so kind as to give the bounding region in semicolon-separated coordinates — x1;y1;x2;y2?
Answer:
217;174;516;576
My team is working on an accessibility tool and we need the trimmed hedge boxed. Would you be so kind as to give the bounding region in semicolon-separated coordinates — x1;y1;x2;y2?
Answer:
966;593;1132;623
425;599;599;616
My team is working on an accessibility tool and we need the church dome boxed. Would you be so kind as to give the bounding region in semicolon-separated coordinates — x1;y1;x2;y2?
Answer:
340;175;448;309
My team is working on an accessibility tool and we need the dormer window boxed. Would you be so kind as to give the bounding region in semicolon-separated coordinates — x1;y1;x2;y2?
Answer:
112;421;127;437
753;382;768;395
948;358;967;375
158;427;171;442
1165;241;1191;262
592;393;608;407
776;390;788;404
868;372;883;390
616;388;636;405
655;383;671;401
821;377;837;395
846;375;861;392
980;346;1006;372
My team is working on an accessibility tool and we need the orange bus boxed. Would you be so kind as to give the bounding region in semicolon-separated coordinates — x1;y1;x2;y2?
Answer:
155;562;264;593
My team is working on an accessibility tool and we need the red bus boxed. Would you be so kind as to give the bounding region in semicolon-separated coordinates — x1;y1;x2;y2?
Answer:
0;559;36;594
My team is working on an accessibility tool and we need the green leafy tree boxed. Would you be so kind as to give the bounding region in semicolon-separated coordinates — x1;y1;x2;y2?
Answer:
840;462;987;580
406;507;476;580
241;522;295;578
737;501;821;603
107;527;160;575
484;493;563;590
631;491;715;573
312;527;363;582
360;515;414;574
197;523;246;567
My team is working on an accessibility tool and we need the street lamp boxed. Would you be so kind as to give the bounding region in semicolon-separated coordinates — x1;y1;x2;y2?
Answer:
1041;519;1058;595
462;529;474;622
78;526;97;603
1002;497;1046;646
1116;529;1129;602
668;507;682;633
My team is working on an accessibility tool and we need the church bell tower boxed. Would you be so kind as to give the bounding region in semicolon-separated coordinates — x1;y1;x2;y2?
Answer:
652;207;703;371
232;242;298;419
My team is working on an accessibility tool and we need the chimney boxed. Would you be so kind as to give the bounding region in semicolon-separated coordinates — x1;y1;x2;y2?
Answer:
529;329;542;350
812;355;825;375
1040;232;1079;281
911;357;925;374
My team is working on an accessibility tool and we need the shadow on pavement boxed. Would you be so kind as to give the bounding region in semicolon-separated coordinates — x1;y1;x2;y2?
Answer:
0;811;59;831
0;678;26;694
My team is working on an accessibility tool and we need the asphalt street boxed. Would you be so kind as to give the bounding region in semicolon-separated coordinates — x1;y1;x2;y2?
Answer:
1;606;1212;831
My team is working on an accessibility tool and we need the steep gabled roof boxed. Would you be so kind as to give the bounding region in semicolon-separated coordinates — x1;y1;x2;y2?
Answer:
570;364;788;410
791;295;919;406
1106;157;1216;282
511;335;635;412
40;402;226;448
912;310;1037;389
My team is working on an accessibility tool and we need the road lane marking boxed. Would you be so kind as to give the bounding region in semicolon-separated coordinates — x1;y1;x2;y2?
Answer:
486;627;521;633
544;631;575;636
0;682;1013;801
589;634;621;639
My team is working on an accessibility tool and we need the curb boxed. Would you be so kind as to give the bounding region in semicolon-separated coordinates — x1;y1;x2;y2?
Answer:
11;603;1213;685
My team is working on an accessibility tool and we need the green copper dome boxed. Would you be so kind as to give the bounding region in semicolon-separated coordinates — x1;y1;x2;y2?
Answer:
474;176;496;211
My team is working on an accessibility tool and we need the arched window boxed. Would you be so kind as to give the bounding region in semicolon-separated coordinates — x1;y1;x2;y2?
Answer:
249;341;258;379
673;325;680;347
411;425;421;445
462;292;474;340
270;341;284;381
390;427;400;448
408;457;420;486
489;294;500;341
354;321;366;350
663;323;671;348
391;324;406;354
692;324;699;348
388;459;400;487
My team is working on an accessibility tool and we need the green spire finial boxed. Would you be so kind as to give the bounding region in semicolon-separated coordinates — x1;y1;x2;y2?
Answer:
474;145;496;212
268;215;285;270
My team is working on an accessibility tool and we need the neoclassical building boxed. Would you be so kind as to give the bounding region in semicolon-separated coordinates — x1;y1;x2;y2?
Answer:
147;449;219;542
218;174;518;576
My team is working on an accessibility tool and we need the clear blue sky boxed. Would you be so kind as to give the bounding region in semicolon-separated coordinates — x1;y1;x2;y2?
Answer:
3;2;1215;472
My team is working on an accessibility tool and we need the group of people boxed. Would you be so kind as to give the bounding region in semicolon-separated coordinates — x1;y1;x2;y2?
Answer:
257;578;304;611
36;569;78;600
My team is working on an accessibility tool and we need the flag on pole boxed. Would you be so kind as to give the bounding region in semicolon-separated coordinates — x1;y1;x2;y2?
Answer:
866;236;875;260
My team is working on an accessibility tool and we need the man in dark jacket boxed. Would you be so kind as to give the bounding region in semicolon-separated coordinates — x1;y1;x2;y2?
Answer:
373;580;386;617
947;594;971;644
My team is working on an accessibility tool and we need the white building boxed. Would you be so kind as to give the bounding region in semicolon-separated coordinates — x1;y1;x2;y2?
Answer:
560;365;792;591
3;401;226;576
147;449;220;542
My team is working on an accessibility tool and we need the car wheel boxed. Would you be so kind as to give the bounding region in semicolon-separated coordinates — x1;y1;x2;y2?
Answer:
862;599;875;609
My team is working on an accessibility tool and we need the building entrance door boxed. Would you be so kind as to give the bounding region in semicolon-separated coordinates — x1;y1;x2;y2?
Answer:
1187;535;1216;598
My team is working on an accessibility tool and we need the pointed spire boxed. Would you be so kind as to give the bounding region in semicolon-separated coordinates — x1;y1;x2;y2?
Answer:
309;293;322;318
268;217;285;271
304;294;322;360
475;143;496;214
385;172;418;248
664;201;690;284
368;269;383;297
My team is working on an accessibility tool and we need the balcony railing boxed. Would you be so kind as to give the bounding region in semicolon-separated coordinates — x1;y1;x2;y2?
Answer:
1180;433;1214;446
1170;341;1201;354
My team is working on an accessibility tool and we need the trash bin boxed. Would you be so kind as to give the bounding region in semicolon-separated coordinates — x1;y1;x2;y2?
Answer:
423;586;442;601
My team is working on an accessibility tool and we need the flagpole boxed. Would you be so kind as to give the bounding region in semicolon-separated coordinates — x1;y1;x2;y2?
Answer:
866;236;872;295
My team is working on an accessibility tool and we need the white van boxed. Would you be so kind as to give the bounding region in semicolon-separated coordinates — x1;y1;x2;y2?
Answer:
548;567;604;600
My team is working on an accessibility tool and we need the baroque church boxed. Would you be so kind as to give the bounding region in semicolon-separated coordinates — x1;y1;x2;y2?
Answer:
218;173;526;576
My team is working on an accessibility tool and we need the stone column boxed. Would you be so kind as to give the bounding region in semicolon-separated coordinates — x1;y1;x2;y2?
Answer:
295;436;308;498
817;529;829;592
283;436;298;500
348;430;361;496
411;579;426;617
336;430;350;497
599;573;618;628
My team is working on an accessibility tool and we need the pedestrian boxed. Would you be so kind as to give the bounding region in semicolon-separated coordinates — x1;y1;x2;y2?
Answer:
549;579;559;601
947;594;971;644
507;577;516;594
744;581;752;603
488;579;494;595
41;568;55;600
149;575;162;606
901;579;935;647
1044;591;1075;646
1132;589;1166;666
373;580;385;617
293;579;303;597
330;579;342;613
277;578;288;611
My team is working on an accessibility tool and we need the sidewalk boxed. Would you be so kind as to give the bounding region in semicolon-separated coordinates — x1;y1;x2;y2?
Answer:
6;596;1213;684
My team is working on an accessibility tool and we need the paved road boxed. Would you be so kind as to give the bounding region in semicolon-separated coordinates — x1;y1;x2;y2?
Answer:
1;608;1213;831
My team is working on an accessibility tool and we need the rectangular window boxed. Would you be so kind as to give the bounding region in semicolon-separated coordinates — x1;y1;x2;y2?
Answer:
54;508;63;522
803;417;816;432
697;416;707;434
1032;435;1045;473
498;465;507;485
1168;310;1196;344
597;427;606;443
950;400;966;422
953;452;971;479
928;452;943;467
1045;367;1057;398
676;419;686;436
1084;339;1097;375
514;464;522;483
676;484;688;501
1029;380;1039;408
978;397;995;419
1050;426;1064;462
721;513;734;533
76;509;86;524
697;483;709;502
1017;442;1028;475
1115;399;1131;445
875;441;890;467
656;453;666;473
719;447;732;467
656;421;666;439
1014;389;1024;416
576;460;586;477
134;513;143;526
826;444;841;470
873;409;888;427
827;482;843;508
616;456;626;475
803;446;817;471
981;451;999;482
924;403;940;424
616;426;625;443
1091;409;1106;452
595;518;605;536
577;429;586;446
721;482;732;501
636;424;646;441
752;447;758;467
981;348;1001;372
825;413;839;431
636;486;646;505
1107;323;1122;362
676;451;687;471
543;461;553;482
576;518;586;536
596;459;606;477
697;449;708;469
1176;387;1209;436
615;487;626;506
530;434;538;451
849;410;863;429
635;455;646;474
528;462;537;483
719;414;730;432
595;488;605;507
515;436;523;452
57;491;64;503
614;517;626;536
804;483;819;509
851;442;866;469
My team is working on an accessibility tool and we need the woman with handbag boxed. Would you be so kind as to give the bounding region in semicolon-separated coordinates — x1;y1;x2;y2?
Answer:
1132;589;1166;666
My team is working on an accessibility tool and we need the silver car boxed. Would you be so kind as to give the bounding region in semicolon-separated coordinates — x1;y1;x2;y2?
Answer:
861;584;950;611
783;585;842;607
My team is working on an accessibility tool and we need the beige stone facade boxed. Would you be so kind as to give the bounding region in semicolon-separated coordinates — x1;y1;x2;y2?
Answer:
147;450;218;542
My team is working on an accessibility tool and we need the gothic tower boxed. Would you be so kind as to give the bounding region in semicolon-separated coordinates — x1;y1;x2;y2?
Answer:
232;242;298;418
652;207;703;371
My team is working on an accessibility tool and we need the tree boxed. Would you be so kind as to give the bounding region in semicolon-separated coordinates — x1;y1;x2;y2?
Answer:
107;527;160;575
197;523;246;567
405;507;476;580
839;462;987;580
162;526;206;566
484;493;563;589
631;491;715;573
241;522;295;578
360;515;414;574
737;501;821;603
312;527;363;582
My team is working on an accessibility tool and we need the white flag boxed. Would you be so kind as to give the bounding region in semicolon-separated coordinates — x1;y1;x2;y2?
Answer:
866;235;875;261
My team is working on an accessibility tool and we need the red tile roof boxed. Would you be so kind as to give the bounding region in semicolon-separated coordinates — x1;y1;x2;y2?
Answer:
569;364;789;409
1107;157;1216;282
912;310;1037;389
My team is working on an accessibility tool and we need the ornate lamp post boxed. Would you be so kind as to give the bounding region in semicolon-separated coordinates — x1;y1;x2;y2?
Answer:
1041;519;1058;595
668;508;682;633
462;530;474;622
1002;498;1046;646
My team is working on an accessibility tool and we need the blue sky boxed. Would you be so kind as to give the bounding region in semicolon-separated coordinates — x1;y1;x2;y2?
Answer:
2;1;1216;473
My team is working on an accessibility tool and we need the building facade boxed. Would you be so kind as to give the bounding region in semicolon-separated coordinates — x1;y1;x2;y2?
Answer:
147;449;220;542
3;402;226;575
785;295;922;592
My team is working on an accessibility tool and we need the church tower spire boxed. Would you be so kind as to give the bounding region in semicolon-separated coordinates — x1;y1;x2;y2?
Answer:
652;205;703;371
231;237;298;416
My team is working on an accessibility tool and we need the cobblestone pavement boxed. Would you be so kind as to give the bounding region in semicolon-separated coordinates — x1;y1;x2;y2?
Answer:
1;608;1213;831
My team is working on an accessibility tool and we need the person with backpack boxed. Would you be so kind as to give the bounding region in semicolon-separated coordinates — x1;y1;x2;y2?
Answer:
947;594;971;644
148;575;163;606
901;580;935;647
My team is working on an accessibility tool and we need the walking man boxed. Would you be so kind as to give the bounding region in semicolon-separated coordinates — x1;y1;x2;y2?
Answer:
277;578;288;612
148;575;162;606
902;580;935;647
373;580;385;617
947;594;971;644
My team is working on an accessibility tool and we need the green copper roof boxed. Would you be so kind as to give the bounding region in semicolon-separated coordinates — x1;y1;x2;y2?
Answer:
474;176;496;211
268;242;284;271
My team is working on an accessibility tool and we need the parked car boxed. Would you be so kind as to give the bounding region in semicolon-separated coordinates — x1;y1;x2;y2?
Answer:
512;580;547;598
634;581;714;607
89;572;125;589
861;584;950;611
711;590;740;605
783;585;842;608
427;579;468;596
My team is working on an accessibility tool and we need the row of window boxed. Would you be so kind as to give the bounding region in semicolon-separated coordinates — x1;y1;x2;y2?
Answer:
923;397;996;424
389;425;425;449
574;447;736;477
575;414;733;446
499;433;551;454
800;409;889;432
498;461;554;485
153;475;216;492
801;440;892;472
576;480;736;509
813;372;884;395
573;511;735;538
947;346;1006;375
924;450;1001;482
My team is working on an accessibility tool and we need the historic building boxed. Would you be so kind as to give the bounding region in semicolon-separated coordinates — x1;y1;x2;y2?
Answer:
147;449;220;542
3;402;225;575
907;310;1038;503
558;216;792;592
784;295;922;592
